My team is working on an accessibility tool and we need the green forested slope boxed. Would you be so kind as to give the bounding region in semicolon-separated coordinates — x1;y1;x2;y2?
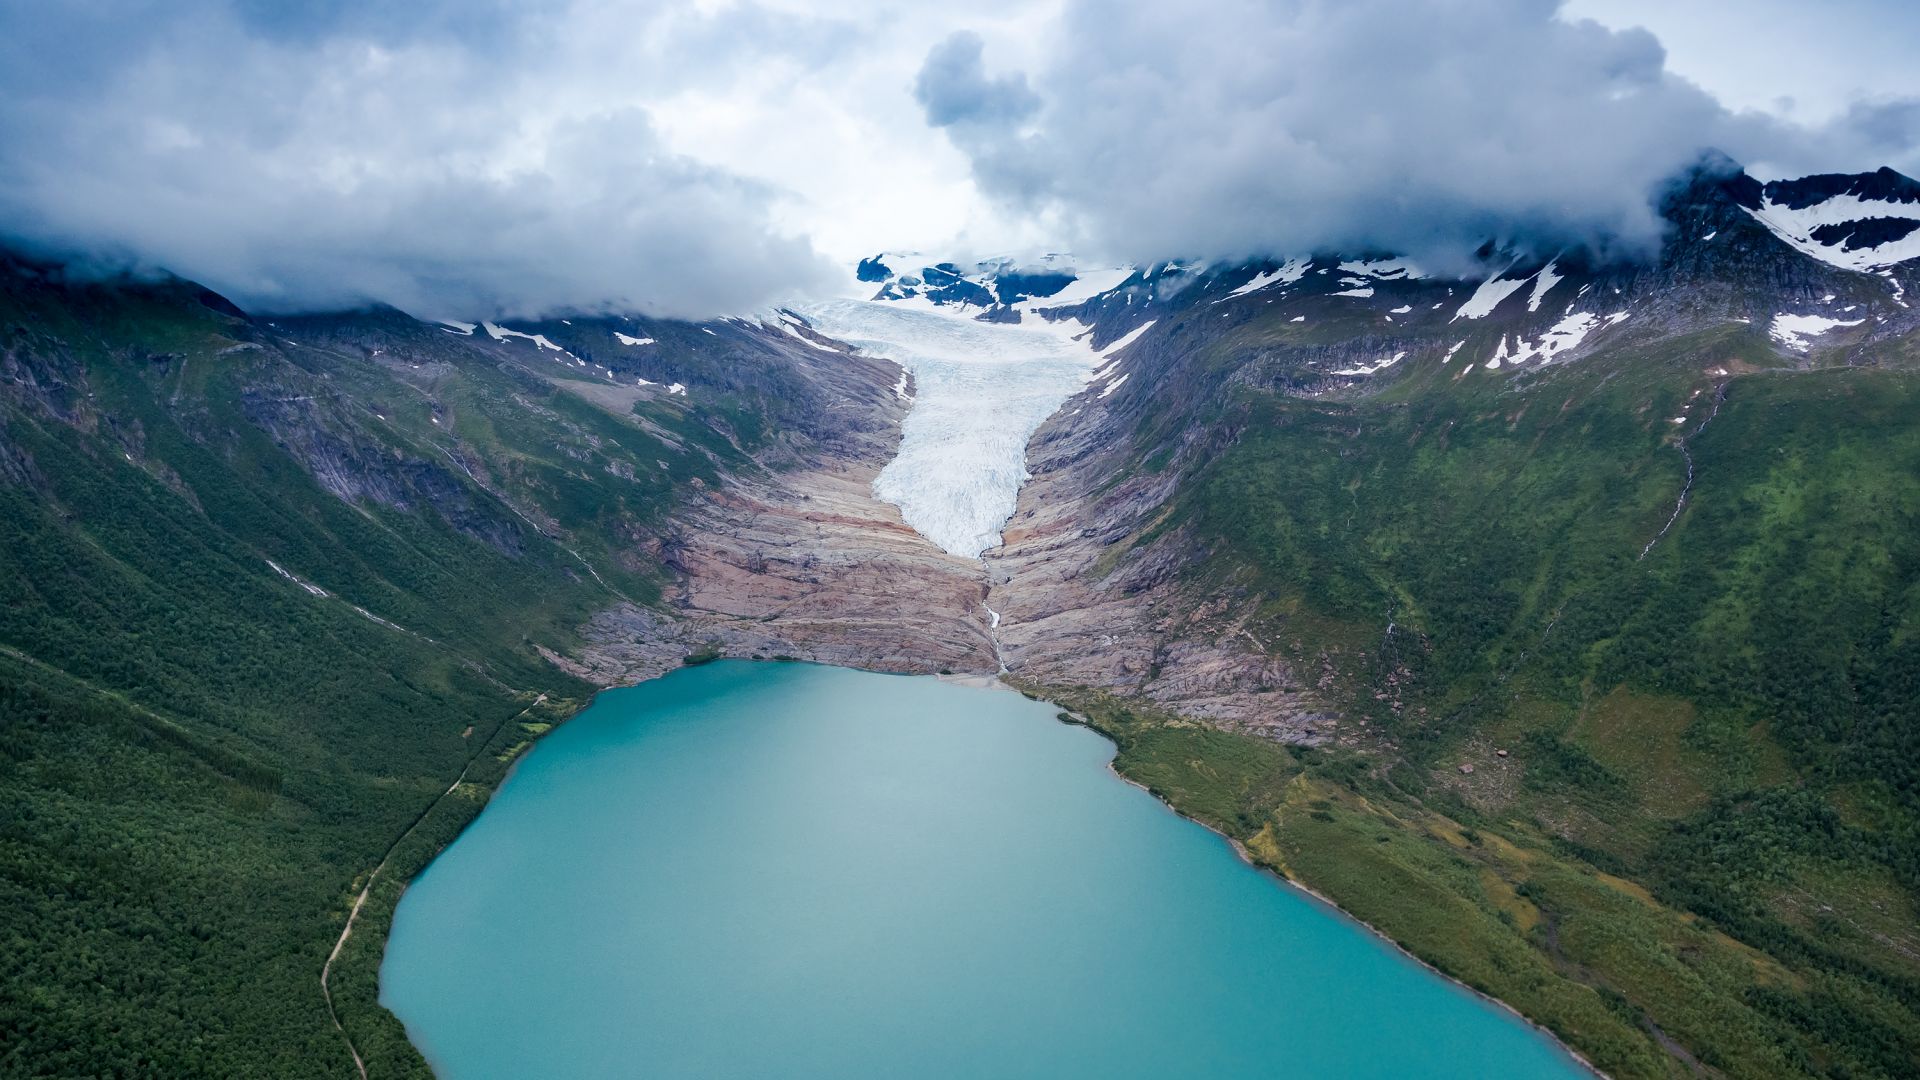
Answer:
1056;241;1920;1075
0;264;813;1076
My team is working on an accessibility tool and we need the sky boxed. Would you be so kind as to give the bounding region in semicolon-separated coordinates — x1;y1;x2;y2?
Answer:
0;0;1915;318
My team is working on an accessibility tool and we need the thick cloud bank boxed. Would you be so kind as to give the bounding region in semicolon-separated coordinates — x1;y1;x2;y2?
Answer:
919;0;1920;268
5;0;1915;311
0;1;833;318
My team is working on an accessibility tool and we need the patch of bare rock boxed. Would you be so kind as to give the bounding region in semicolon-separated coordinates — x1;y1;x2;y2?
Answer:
981;389;1337;744
560;340;1340;748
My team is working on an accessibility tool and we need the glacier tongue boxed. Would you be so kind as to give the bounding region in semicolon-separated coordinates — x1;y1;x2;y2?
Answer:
797;297;1105;559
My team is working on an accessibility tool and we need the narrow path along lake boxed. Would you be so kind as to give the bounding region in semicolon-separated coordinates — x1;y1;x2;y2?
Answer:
381;662;1588;1078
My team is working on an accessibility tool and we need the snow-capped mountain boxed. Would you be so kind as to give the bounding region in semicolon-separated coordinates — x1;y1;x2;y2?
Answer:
856;164;1920;398
1730;166;1920;272
855;252;1134;322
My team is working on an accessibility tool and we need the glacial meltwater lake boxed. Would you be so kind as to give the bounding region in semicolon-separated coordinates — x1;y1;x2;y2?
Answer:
381;661;1586;1078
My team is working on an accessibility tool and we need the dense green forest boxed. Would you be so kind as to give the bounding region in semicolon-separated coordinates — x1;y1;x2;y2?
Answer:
0;265;801;1076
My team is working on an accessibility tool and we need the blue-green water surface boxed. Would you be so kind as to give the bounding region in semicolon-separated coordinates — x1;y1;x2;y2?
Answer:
381;661;1586;1078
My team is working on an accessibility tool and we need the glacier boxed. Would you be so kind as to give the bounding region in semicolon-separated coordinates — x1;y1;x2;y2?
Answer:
797;297;1108;560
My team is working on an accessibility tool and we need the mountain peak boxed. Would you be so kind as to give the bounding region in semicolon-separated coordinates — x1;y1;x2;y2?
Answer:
1732;165;1920;272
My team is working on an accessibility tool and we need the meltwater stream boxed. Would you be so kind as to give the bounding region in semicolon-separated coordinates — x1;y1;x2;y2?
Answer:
796;298;1106;559
382;662;1587;1079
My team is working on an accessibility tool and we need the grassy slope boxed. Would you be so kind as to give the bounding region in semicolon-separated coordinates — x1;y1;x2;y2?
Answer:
0;277;750;1076
1048;303;1920;1076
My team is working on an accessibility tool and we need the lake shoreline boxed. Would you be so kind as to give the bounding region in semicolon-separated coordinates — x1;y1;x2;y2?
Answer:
1082;714;1605;1076
375;658;1602;1078
1040;696;1604;1079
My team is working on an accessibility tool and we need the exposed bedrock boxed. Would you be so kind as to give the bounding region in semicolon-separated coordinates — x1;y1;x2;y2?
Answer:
981;386;1335;744
560;357;1003;686
567;331;1338;746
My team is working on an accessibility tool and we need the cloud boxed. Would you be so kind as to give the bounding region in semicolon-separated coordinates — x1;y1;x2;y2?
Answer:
917;0;1920;268
915;32;1041;128
0;0;837;319
4;0;1915;310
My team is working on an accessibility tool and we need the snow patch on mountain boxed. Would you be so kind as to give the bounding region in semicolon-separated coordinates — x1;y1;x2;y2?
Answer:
613;332;655;346
1334;350;1407;376
1452;267;1529;321
1744;194;1920;272
1338;257;1426;280
1482;311;1627;369
1769;312;1865;350
1096;319;1157;358
1027;264;1135;310
766;316;839;353
484;322;574;357
1218;258;1310;301
1526;262;1563;312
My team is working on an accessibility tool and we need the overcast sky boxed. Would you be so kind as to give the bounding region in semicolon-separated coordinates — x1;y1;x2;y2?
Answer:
0;0;1914;318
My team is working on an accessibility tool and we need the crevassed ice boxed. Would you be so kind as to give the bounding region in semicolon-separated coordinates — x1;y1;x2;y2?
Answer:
797;297;1103;559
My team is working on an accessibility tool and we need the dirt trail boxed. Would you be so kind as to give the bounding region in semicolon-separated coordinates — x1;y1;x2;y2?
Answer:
321;692;548;1079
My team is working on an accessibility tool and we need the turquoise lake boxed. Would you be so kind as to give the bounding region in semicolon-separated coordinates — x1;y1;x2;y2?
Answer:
381;661;1588;1078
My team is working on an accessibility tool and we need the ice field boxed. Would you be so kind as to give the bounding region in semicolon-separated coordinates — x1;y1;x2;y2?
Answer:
798;297;1106;559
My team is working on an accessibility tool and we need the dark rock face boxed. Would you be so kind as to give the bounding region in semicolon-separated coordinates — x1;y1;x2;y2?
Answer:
1763;166;1920;209
1810;217;1920;251
862;254;1102;321
928;277;997;308
992;271;1075;305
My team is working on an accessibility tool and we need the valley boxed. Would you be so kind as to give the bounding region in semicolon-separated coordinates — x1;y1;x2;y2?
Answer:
4;159;1920;1079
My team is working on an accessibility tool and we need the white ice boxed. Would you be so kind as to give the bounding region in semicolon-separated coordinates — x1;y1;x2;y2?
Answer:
614;332;655;346
797;296;1127;559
